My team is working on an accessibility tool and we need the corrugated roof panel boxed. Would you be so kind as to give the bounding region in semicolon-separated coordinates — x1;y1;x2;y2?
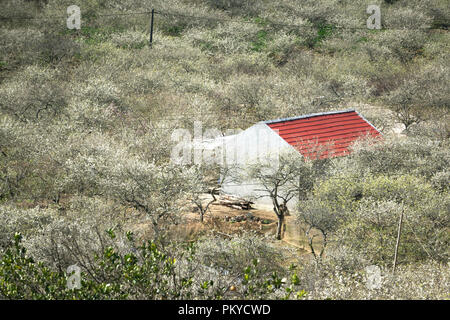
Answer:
266;110;381;159
268;112;363;128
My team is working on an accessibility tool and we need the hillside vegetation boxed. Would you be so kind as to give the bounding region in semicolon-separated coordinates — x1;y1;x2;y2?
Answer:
0;0;448;299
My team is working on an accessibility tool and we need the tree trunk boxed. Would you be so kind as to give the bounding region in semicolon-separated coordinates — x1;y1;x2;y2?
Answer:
306;226;317;259
276;214;284;240
318;230;327;258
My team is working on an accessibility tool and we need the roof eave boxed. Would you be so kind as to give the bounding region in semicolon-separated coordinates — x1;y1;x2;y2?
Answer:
262;109;356;125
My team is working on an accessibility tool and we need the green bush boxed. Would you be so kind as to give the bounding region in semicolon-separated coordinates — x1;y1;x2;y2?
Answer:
0;233;307;299
0;233;190;299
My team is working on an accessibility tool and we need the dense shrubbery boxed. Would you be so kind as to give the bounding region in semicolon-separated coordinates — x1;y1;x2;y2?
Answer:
0;231;308;299
0;0;448;299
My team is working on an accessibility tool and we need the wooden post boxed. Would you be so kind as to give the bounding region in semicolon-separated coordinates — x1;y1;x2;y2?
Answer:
149;8;154;47
392;206;404;275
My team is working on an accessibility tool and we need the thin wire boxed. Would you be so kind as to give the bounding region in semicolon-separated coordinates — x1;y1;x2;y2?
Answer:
156;10;449;30
0;11;153;20
0;9;447;30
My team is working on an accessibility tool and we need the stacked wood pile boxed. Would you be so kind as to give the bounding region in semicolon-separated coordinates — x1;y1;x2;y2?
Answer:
224;213;264;223
212;194;254;210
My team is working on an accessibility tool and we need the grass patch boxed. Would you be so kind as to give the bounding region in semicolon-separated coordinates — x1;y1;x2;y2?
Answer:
251;30;269;52
61;24;127;46
305;23;335;48
163;24;186;37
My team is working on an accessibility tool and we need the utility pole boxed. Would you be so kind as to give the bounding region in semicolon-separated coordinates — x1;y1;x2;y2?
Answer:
392;205;404;275
149;8;154;47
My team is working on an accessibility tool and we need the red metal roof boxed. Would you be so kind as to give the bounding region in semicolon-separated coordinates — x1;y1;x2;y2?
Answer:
265;110;381;159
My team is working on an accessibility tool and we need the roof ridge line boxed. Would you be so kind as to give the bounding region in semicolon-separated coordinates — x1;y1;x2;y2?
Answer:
263;109;356;124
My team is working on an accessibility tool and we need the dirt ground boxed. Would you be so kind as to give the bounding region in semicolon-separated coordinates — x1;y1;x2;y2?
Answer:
129;196;326;261
178;202;277;239
175;197;319;257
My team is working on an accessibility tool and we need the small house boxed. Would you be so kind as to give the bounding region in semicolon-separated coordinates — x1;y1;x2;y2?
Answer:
219;109;381;209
